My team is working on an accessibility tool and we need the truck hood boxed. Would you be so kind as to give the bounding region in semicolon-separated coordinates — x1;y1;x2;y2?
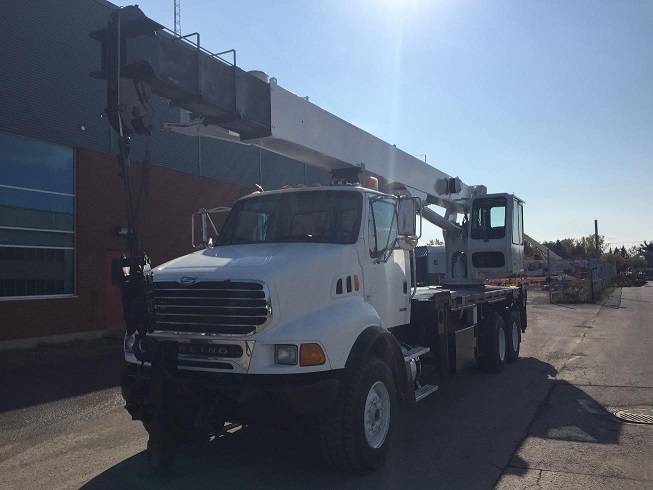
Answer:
153;243;362;335
154;243;350;280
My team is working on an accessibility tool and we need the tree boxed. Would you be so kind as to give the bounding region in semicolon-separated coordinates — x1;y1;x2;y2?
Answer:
427;238;443;246
542;239;570;259
541;235;607;260
578;234;606;259
604;249;628;273
630;255;647;269
637;241;653;266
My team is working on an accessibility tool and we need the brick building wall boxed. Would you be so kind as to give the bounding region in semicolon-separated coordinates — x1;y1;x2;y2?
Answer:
0;148;250;342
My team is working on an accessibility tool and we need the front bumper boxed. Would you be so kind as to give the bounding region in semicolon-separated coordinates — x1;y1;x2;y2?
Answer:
121;362;341;425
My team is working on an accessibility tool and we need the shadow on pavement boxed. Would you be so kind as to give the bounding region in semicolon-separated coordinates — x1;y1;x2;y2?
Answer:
507;379;625;477
80;356;621;490
0;348;123;413
533;381;622;443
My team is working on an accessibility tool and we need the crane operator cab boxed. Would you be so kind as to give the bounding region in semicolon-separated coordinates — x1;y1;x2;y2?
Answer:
445;193;524;286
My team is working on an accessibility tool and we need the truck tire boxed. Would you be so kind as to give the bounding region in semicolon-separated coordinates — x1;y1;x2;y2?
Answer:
481;313;507;373
320;355;396;474
504;311;521;363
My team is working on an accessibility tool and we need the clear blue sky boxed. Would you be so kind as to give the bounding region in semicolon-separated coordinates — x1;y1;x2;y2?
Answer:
129;0;652;250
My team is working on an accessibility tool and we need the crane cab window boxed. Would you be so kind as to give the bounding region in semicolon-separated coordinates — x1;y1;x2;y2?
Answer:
512;200;523;245
471;197;507;240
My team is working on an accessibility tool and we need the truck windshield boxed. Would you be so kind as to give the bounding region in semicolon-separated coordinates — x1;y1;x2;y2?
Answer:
216;190;362;245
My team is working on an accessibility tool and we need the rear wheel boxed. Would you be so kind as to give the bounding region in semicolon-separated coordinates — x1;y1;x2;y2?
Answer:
481;313;507;373
320;355;396;474
504;311;521;363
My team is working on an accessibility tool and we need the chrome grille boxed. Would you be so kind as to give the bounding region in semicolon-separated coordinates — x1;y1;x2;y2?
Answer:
154;280;271;335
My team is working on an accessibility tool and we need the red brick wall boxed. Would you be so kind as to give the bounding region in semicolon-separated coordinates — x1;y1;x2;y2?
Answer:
0;148;250;342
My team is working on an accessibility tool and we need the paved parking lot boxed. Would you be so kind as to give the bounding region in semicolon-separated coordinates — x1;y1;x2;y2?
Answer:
1;286;651;489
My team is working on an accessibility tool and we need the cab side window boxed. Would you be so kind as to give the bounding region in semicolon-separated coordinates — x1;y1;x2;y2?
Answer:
368;199;397;258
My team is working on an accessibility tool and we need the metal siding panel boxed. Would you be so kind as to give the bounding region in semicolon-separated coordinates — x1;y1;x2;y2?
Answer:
0;0;113;152
305;165;332;186
199;138;260;188
0;1;200;176
136;98;200;174
260;151;305;190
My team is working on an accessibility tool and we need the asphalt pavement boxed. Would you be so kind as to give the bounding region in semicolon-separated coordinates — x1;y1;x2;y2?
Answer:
1;286;651;489
497;284;653;489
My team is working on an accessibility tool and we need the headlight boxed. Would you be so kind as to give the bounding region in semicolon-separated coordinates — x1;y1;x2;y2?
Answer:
133;336;158;363
274;345;298;365
124;333;136;354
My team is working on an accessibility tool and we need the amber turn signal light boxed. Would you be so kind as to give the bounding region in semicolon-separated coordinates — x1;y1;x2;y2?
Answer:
300;343;326;366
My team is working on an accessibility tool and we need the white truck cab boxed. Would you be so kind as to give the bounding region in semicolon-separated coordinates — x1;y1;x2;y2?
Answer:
126;185;414;376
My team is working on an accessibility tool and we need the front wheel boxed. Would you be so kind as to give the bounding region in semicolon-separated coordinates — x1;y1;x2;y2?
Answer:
320;355;396;474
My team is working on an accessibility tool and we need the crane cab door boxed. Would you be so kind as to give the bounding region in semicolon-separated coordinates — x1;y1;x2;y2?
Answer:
465;193;524;281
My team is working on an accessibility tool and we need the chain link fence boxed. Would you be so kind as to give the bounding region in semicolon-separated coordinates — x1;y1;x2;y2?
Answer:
548;259;616;303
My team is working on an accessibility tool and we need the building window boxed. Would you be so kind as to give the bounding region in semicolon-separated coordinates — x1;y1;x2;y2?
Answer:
0;133;74;298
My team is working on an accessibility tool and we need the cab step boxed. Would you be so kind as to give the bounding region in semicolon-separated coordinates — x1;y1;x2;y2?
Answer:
403;346;430;361
414;383;439;402
402;345;439;403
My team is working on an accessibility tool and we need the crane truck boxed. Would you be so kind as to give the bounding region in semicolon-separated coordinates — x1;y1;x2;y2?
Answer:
91;6;527;475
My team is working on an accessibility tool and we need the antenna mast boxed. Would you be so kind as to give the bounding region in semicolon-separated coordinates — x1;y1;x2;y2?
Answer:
173;0;181;36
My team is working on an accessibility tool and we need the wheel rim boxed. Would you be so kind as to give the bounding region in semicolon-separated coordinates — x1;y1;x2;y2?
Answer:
498;327;506;361
511;321;519;352
364;380;391;449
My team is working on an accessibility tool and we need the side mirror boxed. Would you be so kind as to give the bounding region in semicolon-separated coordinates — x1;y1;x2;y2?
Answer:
191;206;231;248
397;236;418;251
397;196;420;237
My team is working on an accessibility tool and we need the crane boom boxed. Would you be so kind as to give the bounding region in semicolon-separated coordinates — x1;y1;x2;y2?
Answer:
524;233;562;261
90;5;484;222
168;78;487;216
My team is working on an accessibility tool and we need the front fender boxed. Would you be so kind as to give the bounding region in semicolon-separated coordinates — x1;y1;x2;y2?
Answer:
249;296;380;374
345;325;408;396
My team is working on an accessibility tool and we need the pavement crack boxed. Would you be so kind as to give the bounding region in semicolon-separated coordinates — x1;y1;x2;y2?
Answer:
569;383;653;389
487;460;504;471
523;466;653;484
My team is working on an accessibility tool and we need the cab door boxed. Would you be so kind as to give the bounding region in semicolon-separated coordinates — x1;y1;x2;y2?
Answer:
466;193;524;279
362;196;411;328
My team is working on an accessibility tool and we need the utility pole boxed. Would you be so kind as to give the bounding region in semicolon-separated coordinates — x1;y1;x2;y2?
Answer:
594;219;600;259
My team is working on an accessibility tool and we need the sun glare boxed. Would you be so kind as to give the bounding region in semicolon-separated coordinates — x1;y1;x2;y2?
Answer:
370;0;434;19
